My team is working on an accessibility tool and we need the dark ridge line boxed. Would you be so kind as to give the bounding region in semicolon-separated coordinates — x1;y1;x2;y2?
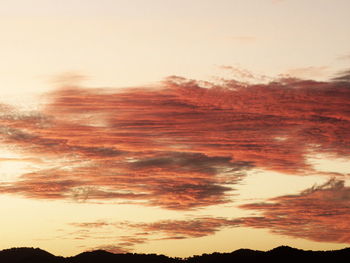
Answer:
1;245;350;263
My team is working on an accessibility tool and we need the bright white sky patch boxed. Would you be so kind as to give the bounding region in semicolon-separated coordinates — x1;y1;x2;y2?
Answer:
307;153;350;175
236;169;329;202
0;149;38;182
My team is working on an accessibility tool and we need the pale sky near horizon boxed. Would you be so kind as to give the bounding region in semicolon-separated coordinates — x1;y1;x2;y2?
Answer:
1;0;350;257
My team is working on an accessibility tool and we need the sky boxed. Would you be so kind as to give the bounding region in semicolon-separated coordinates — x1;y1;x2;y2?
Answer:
0;0;350;258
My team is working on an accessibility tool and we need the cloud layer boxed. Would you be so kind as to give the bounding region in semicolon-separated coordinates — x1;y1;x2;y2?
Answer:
0;73;349;209
66;178;350;252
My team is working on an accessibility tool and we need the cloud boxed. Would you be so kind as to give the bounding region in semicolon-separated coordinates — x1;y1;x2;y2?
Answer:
68;178;350;251
70;221;110;228
117;236;149;247
126;217;240;239
67;217;240;252
284;66;329;79
65;221;151;252
240;178;350;243
88;245;130;254
110;177;350;245
0;72;349;210
332;70;350;83
218;65;270;82
337;54;350;61
0;152;248;209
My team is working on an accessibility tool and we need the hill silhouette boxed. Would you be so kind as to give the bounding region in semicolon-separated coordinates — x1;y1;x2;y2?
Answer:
1;246;350;263
0;247;63;263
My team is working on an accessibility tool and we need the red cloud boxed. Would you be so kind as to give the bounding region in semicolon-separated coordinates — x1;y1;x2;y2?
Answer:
240;178;350;243
0;73;349;210
68;177;350;248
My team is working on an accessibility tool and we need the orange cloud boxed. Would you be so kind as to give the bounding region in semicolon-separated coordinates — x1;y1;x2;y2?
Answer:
0;73;349;210
70;221;110;228
126;217;240;239
88;245;130;254
67;217;239;252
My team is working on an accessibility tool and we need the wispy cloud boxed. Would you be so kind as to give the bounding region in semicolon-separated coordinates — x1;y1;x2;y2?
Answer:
218;65;270;82
126;217;240;239
68;177;350;251
87;244;131;254
0;72;349;210
67;217;240;252
337;53;350;60
284;66;329;79
332;70;350;83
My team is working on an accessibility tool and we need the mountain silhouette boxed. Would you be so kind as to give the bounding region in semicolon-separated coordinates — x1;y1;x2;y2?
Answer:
0;247;64;263
68;250;176;263
1;246;350;263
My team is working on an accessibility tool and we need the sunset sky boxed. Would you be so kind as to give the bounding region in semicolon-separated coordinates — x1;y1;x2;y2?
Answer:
1;0;350;258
